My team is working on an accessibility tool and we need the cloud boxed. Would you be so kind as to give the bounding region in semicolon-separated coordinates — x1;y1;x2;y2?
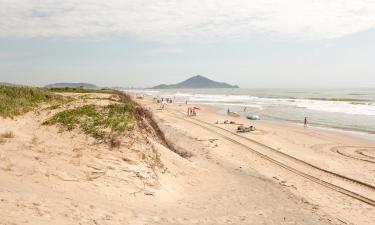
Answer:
0;51;29;60
141;46;190;57
0;0;374;42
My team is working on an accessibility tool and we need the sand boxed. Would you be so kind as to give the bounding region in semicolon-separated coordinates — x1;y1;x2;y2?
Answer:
0;92;374;225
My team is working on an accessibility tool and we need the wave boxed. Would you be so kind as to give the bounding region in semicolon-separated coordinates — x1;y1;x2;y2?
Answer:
122;89;160;95
131;90;375;116
188;102;264;110
252;97;375;116
175;93;258;103
293;100;375;116
307;97;370;102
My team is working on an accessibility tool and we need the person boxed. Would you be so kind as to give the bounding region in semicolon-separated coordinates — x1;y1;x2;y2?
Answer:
161;100;167;110
304;117;308;128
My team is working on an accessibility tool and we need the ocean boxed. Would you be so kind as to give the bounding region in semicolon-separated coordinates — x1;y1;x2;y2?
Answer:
126;88;375;134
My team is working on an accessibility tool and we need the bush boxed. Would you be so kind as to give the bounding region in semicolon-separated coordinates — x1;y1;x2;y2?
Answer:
43;103;134;139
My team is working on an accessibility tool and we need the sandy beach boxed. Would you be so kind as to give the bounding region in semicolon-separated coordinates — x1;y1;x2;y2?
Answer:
137;95;375;224
1;91;374;225
2;0;375;223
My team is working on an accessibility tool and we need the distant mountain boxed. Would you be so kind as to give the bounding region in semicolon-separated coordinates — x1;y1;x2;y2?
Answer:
45;83;98;89
152;75;239;89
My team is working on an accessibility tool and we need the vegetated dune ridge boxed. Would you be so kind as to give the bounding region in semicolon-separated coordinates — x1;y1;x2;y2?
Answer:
0;89;172;224
0;87;352;224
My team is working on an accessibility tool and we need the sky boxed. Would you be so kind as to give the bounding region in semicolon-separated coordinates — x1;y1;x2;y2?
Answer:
0;0;375;88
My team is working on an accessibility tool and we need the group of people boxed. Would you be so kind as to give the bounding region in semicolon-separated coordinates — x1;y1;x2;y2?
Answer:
153;96;175;110
153;98;309;128
153;97;174;104
237;125;256;133
187;107;198;116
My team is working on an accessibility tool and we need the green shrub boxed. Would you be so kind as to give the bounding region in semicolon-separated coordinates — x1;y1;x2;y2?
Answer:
43;103;134;139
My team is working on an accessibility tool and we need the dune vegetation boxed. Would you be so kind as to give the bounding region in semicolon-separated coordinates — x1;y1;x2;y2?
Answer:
48;87;118;94
0;85;63;118
43;103;135;139
0;85;161;147
0;85;136;139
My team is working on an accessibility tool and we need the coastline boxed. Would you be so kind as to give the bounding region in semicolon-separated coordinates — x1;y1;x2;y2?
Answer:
136;95;375;225
172;100;375;141
127;88;375;135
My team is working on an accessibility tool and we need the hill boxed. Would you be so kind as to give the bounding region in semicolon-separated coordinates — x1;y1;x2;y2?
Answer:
152;75;239;89
45;83;98;89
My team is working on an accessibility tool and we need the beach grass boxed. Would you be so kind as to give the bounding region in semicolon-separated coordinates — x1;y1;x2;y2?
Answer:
43;103;134;139
48;87;118;94
45;104;62;110
0;85;63;118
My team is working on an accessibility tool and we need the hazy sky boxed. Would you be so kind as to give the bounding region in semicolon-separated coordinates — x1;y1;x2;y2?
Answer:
0;0;375;88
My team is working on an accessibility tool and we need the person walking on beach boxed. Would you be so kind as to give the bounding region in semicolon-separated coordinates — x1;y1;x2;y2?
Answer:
161;100;167;110
304;117;308;128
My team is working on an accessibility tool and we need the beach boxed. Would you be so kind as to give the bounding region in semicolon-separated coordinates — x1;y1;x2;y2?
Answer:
1;90;374;225
2;0;375;224
135;88;375;134
135;95;375;224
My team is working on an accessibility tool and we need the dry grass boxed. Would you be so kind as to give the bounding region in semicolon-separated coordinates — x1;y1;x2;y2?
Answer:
1;131;15;139
109;135;121;149
49;87;118;94
0;85;63;118
175;149;193;159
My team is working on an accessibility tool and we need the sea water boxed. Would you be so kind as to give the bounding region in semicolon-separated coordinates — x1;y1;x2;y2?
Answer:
126;88;375;134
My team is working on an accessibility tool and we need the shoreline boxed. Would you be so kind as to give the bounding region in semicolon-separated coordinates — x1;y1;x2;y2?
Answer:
180;101;375;142
125;88;375;136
